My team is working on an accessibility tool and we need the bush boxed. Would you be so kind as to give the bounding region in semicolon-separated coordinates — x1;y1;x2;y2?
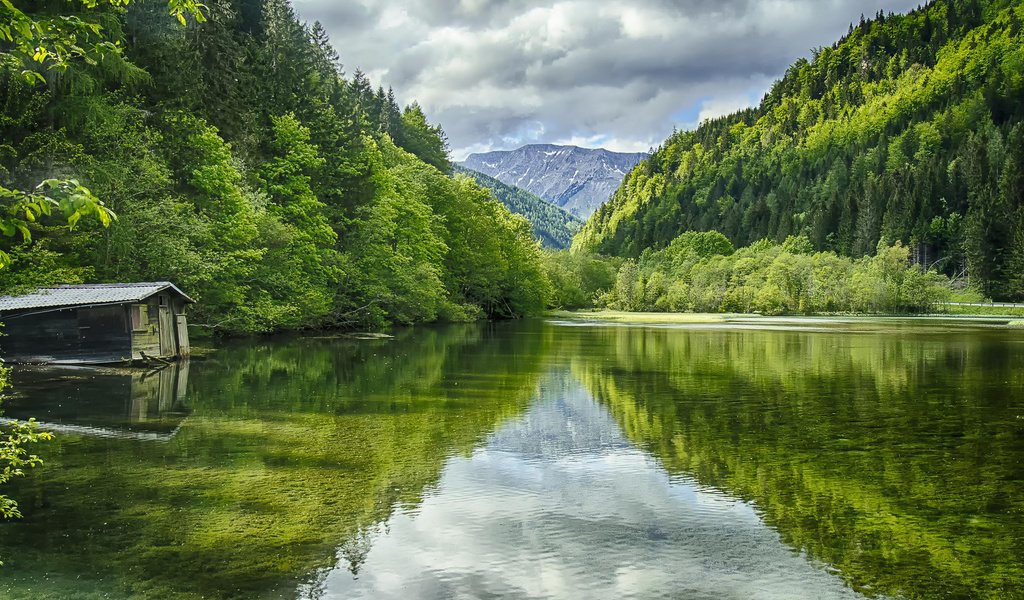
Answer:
595;231;954;315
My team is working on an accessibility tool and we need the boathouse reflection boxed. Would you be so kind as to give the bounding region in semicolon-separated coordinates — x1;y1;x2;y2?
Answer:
4;362;191;439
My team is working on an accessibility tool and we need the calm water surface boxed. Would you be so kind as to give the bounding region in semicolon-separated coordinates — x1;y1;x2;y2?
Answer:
1;318;1022;599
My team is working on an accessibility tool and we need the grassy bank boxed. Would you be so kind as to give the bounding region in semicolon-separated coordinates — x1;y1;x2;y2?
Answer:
931;304;1024;317
547;311;741;324
548;310;1024;328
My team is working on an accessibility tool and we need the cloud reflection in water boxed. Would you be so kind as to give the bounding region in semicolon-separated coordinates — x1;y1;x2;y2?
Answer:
302;376;872;600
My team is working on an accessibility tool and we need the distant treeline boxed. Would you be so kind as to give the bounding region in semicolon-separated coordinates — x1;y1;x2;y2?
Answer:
0;0;549;333
576;0;1024;301
548;230;959;314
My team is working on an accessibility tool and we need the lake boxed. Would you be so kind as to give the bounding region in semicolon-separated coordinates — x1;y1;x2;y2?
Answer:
1;317;1022;599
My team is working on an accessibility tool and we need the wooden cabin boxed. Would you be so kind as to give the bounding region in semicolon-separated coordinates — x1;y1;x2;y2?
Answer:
0;282;193;365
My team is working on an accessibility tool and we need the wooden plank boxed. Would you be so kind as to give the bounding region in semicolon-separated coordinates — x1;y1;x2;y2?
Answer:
158;304;175;357
175;314;190;357
132;301;162;360
132;329;161;360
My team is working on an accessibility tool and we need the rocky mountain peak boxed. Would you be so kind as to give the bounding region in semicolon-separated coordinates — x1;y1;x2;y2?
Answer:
459;145;648;219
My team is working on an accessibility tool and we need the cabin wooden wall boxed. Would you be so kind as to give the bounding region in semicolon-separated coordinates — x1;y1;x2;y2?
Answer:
130;293;190;360
171;297;190;357
130;297;163;359
0;306;132;364
175;314;190;356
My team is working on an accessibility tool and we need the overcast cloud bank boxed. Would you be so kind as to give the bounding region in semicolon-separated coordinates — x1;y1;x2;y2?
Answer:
294;0;923;159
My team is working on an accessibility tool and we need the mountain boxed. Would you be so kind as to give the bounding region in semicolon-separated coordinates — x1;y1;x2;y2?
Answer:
453;166;582;249
575;0;1024;300
460;145;648;219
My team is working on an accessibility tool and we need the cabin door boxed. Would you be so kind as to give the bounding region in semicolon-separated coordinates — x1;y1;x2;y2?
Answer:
158;305;175;357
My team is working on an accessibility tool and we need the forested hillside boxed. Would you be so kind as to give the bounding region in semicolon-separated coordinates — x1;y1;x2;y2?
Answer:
452;166;582;249
575;0;1024;300
0;0;549;333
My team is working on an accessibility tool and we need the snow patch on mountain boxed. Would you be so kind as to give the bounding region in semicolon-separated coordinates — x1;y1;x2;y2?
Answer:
459;144;648;219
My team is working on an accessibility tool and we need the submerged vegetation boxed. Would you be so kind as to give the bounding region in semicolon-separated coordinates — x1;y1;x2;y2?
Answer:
0;365;52;522
0;324;550;596
1;1;1022;597
3;320;1023;598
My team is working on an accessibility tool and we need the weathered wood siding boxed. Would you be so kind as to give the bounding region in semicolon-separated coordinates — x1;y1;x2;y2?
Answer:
175;314;190;356
0;306;132;364
158;304;174;356
129;293;186;359
130;298;162;360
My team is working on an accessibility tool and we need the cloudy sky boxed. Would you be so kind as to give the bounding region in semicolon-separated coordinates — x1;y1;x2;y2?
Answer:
293;0;923;160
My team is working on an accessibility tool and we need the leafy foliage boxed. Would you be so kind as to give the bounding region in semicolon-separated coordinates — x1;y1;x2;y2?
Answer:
576;0;1024;300
0;179;114;269
541;250;619;309
597;231;952;314
0;0;552;526
0;0;551;333
0;361;52;522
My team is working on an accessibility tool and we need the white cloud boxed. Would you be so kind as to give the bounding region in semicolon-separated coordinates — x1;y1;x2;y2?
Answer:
299;383;866;599
696;93;761;124
293;0;925;158
617;6;679;39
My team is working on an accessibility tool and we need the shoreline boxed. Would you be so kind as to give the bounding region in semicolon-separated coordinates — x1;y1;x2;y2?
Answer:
546;310;1024;327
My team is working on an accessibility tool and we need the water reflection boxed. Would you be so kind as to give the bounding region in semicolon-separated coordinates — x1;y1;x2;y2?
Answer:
0;323;548;599
308;377;869;600
5;362;191;439
0;319;1021;599
561;322;1024;599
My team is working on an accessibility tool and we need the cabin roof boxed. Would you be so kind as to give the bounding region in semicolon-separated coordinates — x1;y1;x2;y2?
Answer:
0;282;194;312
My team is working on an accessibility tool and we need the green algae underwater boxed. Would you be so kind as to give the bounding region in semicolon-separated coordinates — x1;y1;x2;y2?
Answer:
0;318;1022;599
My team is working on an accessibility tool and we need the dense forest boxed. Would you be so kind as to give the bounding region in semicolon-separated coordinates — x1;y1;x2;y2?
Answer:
575;0;1024;300
546;228;954;313
0;0;550;334
452;165;582;249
